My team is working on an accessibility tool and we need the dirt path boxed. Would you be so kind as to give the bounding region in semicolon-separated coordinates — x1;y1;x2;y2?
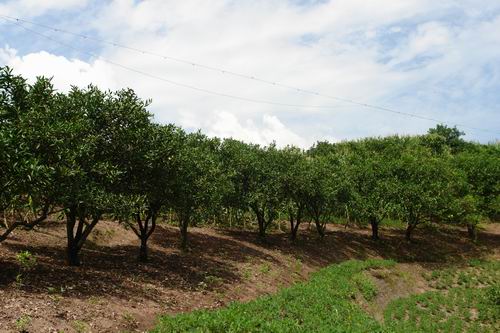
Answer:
1;221;499;332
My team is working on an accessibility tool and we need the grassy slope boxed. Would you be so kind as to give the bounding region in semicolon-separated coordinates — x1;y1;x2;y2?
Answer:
385;260;500;333
152;260;500;333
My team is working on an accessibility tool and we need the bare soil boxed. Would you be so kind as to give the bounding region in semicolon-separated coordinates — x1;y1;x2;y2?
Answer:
1;221;499;333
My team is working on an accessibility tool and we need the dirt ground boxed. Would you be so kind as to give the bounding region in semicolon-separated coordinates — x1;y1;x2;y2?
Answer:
1;220;499;333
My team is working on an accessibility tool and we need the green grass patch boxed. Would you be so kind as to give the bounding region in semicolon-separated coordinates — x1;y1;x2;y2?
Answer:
386;260;500;333
384;285;500;332
424;260;500;289
152;259;499;333
152;259;395;333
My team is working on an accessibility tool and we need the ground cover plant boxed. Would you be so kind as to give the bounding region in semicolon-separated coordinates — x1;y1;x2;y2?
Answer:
385;260;500;333
152;259;396;333
152;259;500;333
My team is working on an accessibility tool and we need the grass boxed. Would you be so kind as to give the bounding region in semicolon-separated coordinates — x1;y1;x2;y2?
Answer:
152;258;500;333
152;259;395;332
385;260;500;333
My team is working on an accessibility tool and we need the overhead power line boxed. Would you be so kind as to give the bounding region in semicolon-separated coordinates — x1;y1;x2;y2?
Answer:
1;15;499;135
0;17;348;110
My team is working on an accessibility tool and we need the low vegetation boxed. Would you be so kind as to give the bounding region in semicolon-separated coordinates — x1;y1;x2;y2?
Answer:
385;260;500;333
152;259;395;332
152;259;499;333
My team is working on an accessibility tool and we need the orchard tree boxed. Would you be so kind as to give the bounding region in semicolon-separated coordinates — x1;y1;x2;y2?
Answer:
219;139;258;226
220;141;284;240
115;124;185;262
451;144;500;239
391;147;454;241
279;147;308;241
171;132;225;250
0;68;56;241
247;144;285;240
304;154;348;238
42;85;151;265
422;124;469;154
346;142;397;240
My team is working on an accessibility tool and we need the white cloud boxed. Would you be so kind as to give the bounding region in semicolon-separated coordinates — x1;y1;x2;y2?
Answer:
1;47;115;91
1;0;499;145
0;0;88;18
200;111;309;148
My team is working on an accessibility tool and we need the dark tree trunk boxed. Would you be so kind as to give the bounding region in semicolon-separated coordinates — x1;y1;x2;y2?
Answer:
66;205;80;266
67;242;81;266
257;217;266;240
65;205;100;266
290;220;298;241
179;216;189;251
467;223;477;242
405;222;417;242
139;238;148;262
289;206;303;242
252;206;267;241
314;218;325;238
131;210;157;262
290;219;300;241
370;217;379;240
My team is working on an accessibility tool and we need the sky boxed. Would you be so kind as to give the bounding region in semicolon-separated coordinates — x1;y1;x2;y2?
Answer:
0;0;499;147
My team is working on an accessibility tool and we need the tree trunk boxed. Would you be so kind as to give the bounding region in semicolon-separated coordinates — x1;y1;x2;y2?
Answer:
370;217;379;240
67;241;81;266
290;219;298;241
289;207;302;241
254;208;266;241
257;218;266;240
131;210;157;263
405;222;417;242
467;223;477;242
0;204;50;243
66;206;80;266
65;205;100;266
314;218;325;238
139;237;148;262
179;216;189;250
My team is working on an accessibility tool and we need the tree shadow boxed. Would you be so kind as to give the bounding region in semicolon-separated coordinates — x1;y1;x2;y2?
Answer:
217;223;500;269
0;221;498;304
0;224;280;303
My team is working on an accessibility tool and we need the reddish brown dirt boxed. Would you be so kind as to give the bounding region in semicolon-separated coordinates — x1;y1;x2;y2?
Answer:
0;221;499;332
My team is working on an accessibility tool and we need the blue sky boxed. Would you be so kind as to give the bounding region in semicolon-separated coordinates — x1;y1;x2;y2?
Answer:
1;0;499;147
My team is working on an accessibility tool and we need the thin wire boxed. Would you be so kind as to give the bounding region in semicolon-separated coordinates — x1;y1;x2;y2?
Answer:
0;17;350;110
1;15;499;135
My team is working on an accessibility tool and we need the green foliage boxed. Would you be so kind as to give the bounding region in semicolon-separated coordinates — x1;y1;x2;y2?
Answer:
15;250;36;286
16;250;36;270
1;65;498;267
152;259;395;333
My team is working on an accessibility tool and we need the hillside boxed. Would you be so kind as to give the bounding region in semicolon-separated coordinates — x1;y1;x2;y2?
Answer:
1;221;499;332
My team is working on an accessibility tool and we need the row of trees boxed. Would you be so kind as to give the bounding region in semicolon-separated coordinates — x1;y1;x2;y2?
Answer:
1;67;499;266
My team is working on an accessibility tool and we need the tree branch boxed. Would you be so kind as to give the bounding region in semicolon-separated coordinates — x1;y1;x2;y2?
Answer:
0;203;50;243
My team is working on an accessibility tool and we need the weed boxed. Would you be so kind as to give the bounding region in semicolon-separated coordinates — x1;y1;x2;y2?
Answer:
72;320;88;333
259;263;271;275
15;315;31;333
122;313;137;327
15;251;36;287
205;275;223;286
